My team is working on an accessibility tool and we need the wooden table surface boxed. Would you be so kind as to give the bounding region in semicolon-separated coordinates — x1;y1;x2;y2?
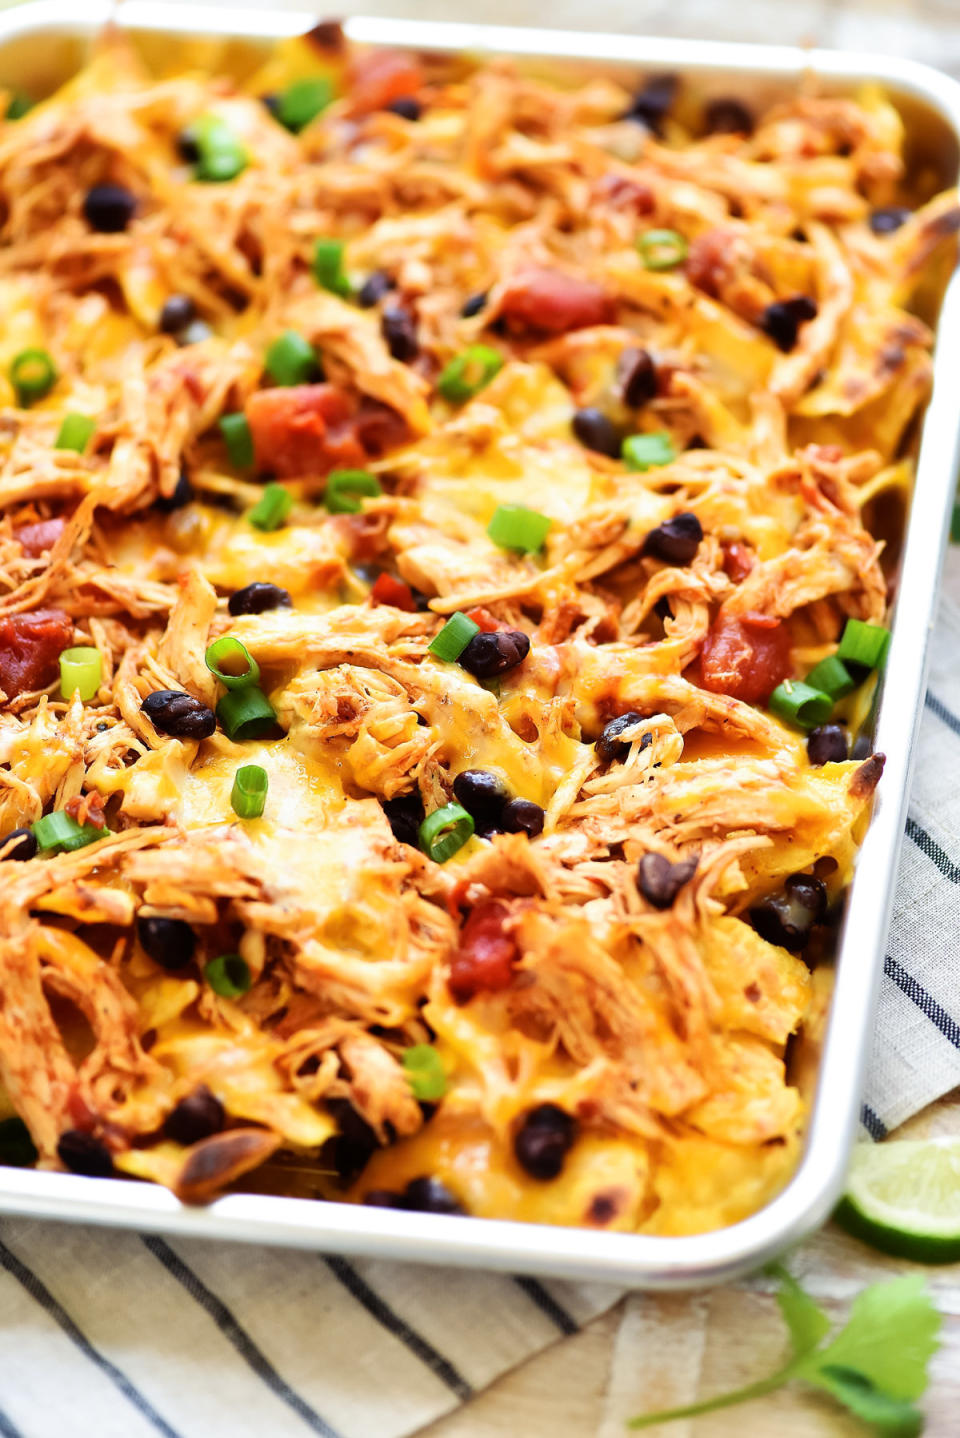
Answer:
157;0;960;1431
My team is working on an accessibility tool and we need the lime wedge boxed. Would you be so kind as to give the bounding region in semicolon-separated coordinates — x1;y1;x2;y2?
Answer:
835;1138;960;1262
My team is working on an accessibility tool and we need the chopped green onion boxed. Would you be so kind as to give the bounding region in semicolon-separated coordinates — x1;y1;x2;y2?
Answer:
10;348;56;406
216;686;277;742
193;115;248;182
31;811;109;854
312;237;351;297
402;1044;447;1101
325;468;382;514
205;953;252;998
276;76;334;133
487;503;552;553
805;654;856;700
637;228;689;271
59;646;102;702
0;1115;37;1167
418;803;475;863
428;611;479;662
622;431;676;471
230;764;268;819
436;345;503;403
219;412;254;470
205;636;260;690
55;412;96;453
769;679;833;731
248;482;293;532
265;330;318;386
952;501;960;544
837;618;891;672
6;94;33;121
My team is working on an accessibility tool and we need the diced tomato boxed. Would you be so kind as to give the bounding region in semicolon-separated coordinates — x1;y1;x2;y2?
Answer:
464;606;499;633
722;541;754;584
64;790;106;830
371;572;416;611
699;612;791;703
15;518;65;557
449;900;518;1003
349;49;424;114
0;608;72;698
245;385;407;479
500;268;614;334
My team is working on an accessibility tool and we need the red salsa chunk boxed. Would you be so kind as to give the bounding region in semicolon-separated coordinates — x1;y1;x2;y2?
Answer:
244;384;406;479
500;268;614;334
449;900;518;1003
0;608;72;698
700;612;791;704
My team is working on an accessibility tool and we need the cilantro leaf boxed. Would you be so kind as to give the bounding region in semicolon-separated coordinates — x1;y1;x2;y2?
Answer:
812;1366;924;1437
770;1263;831;1356
797;1274;940;1401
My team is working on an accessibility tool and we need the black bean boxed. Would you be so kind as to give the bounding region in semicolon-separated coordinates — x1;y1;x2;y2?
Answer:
514;1104;577;1180
163;1086;225;1145
452;769;510;829
572;407;621;458
704;97;754;135
57;1130;114;1178
357;270;393;308
260;93;280;117
501;798;544;838
596;711;644;763
749;873;826;951
327;1099;380;1180
784;871;827;920
155;469;194;511
869;206;911;235
761;296;818;353
83;183;136;234
176;320;214;346
617;347;657;408
363;1188;409;1208
0;1116;37;1167
459;629;530;679
403;1176;465;1215
137;915;196;972
624;74;678;134
141;689;216;739
807;723;848;765
460;291;488;318
177;126;200;163
228;581;293;616
851;732;873;761
386;96;422;121
381;306;419;362
0;827;36;861
642;511;703;565
382;791;425;847
637;852;697;909
159;294;196;334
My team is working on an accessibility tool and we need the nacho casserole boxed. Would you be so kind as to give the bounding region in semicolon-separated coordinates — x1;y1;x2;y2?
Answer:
0;24;954;1235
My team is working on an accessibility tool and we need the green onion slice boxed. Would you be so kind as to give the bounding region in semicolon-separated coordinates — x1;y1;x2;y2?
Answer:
219;412;254;470
952;501;960;544
418;803;475;863
769;679;833;731
637;228;689;271
216;686;277;742
622;431;677;471
436;345;503;403
402;1044;447;1101
0;1115;37;1167
205;636;260;690
205;953;252;998
32;811;109;854
59;646;102;702
231;764;268;819
10;348;56;406
487;503;552;553
248;482;293;532
55;412;96;453
837;618;891;672
276;76;334;133
193;115;248;182
6;94;33;121
805;654;856;700
325;469;382;514
428;611;479;663
265;330;318;386
312;236;351;297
